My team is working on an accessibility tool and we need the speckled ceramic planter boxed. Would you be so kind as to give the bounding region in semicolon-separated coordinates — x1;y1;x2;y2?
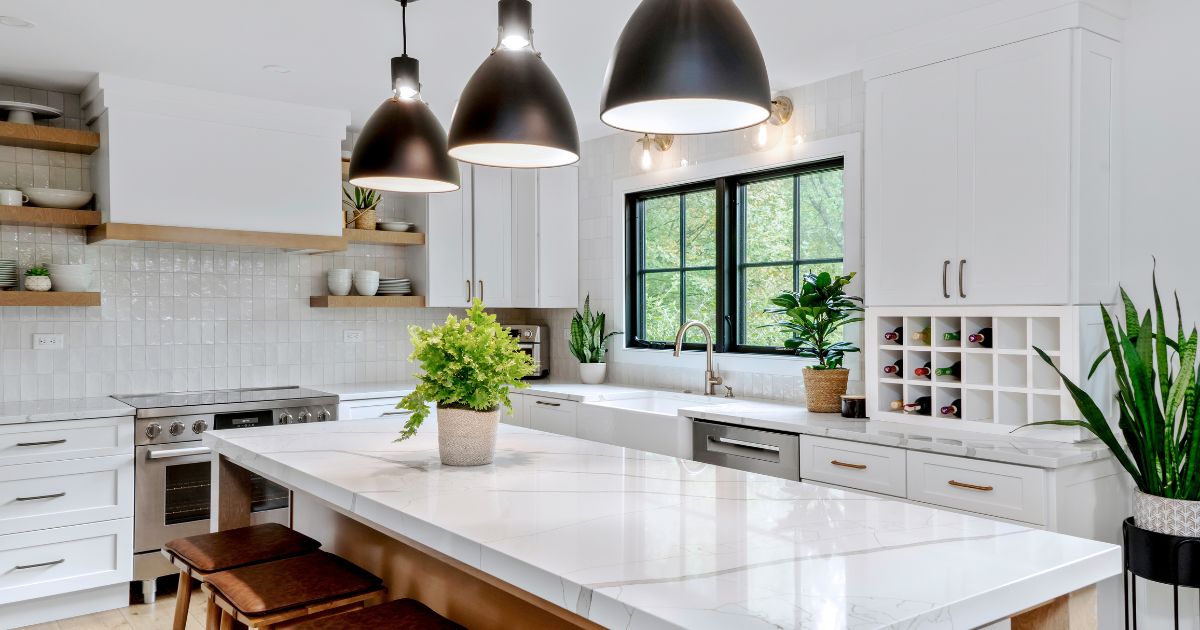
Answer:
437;405;500;466
1134;489;1200;537
23;275;50;292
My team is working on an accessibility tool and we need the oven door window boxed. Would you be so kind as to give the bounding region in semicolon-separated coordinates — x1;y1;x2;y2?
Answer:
164;461;211;525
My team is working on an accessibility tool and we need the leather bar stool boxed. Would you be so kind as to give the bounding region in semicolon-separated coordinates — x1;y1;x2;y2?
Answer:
201;551;386;629
292;598;466;629
162;523;321;630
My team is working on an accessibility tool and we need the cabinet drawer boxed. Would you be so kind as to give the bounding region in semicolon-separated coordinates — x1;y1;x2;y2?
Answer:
526;397;577;437
0;518;132;605
906;451;1046;525
0;417;133;467
800;436;906;497
0;455;134;536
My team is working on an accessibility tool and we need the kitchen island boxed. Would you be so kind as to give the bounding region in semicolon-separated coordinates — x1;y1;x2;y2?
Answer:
205;420;1119;629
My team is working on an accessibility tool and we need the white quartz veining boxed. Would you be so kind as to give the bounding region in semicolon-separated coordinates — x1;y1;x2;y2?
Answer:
205;420;1119;630
0;396;134;425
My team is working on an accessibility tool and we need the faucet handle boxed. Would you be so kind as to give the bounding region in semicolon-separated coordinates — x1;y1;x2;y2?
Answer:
723;385;734;398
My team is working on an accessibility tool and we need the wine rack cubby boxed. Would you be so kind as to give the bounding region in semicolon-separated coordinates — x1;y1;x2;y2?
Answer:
865;306;1110;443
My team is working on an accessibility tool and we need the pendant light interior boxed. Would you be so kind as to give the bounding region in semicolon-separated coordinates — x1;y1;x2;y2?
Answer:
602;99;769;136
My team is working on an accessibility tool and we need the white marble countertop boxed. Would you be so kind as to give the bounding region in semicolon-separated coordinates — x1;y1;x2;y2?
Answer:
205;420;1119;630
0;397;134;426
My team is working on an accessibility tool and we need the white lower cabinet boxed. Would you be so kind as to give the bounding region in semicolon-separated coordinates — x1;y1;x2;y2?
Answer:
526;397;578;437
0;455;134;536
0;518;132;606
799;436;907;498
906;450;1047;525
504;393;529;428
0;417;134;467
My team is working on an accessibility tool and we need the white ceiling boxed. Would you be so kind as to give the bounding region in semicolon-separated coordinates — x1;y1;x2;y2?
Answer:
0;0;1001;140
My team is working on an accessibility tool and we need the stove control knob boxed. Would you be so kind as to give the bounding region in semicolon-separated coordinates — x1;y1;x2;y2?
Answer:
297;411;311;424
316;410;330;422
192;420;208;434
168;421;185;436
278;412;292;425
144;423;162;439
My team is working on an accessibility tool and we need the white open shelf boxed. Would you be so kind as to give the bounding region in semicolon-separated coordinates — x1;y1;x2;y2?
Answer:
865;306;1099;443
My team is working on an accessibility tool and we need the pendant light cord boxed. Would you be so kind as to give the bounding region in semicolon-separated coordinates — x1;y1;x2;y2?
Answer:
401;0;408;56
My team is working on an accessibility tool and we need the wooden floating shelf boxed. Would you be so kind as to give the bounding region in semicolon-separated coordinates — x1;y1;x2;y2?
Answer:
87;223;347;252
341;157;350;181
343;228;424;246
0;205;101;228
310;295;424;308
0;291;101;307
0;121;100;154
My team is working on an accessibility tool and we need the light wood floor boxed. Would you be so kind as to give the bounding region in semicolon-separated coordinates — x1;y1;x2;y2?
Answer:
17;586;207;630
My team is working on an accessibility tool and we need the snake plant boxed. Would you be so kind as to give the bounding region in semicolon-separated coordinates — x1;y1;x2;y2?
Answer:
1026;268;1200;500
342;185;381;211
569;295;621;364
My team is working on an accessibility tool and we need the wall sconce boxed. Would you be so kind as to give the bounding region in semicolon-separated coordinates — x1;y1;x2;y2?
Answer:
747;96;794;150
630;133;675;172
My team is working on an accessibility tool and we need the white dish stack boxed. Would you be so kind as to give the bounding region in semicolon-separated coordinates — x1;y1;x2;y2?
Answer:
0;260;15;290
327;269;352;296
47;264;93;292
377;278;412;295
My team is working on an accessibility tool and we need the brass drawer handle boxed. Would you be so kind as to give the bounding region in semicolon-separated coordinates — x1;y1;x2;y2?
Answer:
15;492;66;502
15;559;64;570
948;479;994;492
15;439;67;447
830;460;867;470
535;400;561;407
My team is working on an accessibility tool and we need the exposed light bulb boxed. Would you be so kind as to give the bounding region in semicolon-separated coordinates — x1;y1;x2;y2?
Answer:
395;86;419;100
679;158;690;167
500;33;530;49
640;147;654;171
754;124;769;148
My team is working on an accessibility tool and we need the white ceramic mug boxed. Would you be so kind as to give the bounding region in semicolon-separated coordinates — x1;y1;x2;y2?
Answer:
0;190;28;206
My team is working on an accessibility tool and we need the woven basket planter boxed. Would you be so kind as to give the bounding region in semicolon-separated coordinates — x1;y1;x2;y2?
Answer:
803;367;849;413
352;207;378;231
436;405;500;466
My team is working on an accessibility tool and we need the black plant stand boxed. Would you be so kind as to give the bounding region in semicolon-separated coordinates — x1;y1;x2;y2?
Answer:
1123;517;1200;629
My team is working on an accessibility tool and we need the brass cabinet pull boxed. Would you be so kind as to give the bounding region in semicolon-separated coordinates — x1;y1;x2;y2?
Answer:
830;460;867;470
948;479;993;492
942;260;951;299
15;439;66;447
958;259;967;298
15;492;65;502
535;400;561;407
15;559;64;570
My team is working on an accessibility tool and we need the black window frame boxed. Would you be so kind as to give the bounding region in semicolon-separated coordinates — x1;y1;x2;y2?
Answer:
625;157;846;355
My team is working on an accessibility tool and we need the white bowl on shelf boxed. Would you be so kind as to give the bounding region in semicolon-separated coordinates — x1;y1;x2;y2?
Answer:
376;222;413;232
21;188;93;210
327;269;353;296
47;264;93;292
353;270;380;296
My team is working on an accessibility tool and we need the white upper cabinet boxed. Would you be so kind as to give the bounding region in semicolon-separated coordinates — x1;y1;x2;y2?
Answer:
472;166;514;308
865;29;1118;307
424;164;474;308
535;166;580;308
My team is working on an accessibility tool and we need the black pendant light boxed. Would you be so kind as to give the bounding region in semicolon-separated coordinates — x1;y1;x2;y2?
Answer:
448;0;579;169
349;0;460;193
601;0;772;135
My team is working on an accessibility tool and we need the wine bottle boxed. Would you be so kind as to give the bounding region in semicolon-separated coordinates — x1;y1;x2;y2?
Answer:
882;359;904;375
933;361;962;379
903;396;933;415
882;326;904;342
967;327;993;348
889;399;905;411
911;326;932;345
940;399;963;418
913;361;933;378
943;330;961;341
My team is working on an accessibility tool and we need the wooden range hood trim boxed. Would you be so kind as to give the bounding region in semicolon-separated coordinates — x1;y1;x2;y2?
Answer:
87;223;347;252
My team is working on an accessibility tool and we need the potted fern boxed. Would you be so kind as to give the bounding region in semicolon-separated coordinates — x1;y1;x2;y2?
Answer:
569;295;621;384
765;271;863;413
1026;270;1199;537
396;301;535;465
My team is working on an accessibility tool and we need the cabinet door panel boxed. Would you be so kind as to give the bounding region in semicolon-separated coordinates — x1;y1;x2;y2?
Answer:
537;166;579;308
426;164;473;307
865;61;960;306
472;166;513;308
956;32;1071;305
510;169;539;307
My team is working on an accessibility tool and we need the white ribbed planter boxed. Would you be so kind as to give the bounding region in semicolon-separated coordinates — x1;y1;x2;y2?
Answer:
1134;489;1200;537
436;405;500;466
579;363;607;384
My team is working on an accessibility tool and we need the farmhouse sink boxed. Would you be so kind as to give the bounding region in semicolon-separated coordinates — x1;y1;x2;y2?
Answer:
588;391;728;417
578;392;735;459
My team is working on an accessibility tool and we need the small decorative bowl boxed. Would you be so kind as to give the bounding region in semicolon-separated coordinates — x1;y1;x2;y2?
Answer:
24;275;51;292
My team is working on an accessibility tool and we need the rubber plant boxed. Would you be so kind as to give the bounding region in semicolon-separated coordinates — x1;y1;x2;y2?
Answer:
569;294;621;364
765;271;863;368
1025;269;1199;503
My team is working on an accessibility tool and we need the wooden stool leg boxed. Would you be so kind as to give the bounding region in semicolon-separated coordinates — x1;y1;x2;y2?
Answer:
173;570;194;630
219;610;234;630
206;593;221;630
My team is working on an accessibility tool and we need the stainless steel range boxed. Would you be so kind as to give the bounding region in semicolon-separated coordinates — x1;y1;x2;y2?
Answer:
111;386;338;602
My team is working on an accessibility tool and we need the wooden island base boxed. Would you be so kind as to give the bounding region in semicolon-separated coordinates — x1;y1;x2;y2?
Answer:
215;455;1097;630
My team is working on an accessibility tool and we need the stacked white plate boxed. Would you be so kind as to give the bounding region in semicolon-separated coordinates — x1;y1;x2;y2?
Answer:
0;260;16;290
377;278;412;295
47;263;93;292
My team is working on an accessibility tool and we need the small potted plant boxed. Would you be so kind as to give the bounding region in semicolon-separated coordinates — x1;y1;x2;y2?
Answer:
1025;269;1199;537
765;271;863;413
396;300;535;466
342;184;381;230
569;295;621;384
23;265;50;292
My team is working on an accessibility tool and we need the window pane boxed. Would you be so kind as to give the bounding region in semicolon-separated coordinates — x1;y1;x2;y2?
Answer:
742;265;794;348
683;190;716;267
643;195;679;270
796;169;844;260
797;260;844;279
743;177;794;263
684;270;716;344
642;271;680;343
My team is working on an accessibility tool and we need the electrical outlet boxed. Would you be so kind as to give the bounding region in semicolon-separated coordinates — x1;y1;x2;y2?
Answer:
343;330;364;343
33;334;64;350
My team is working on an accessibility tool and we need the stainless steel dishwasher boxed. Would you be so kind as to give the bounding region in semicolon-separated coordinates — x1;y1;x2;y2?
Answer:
691;420;800;480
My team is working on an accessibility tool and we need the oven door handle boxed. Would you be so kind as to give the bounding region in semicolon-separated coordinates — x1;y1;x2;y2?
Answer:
148;446;212;459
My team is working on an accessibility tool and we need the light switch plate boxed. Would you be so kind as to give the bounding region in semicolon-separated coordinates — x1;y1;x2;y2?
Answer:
343;330;364;343
33;334;64;350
